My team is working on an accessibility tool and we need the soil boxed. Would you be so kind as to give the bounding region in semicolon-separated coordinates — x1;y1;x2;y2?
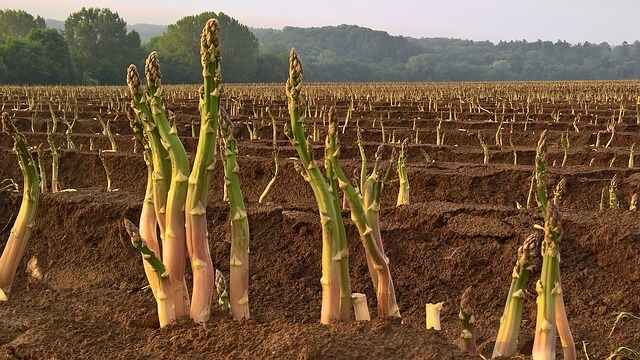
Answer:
0;82;639;359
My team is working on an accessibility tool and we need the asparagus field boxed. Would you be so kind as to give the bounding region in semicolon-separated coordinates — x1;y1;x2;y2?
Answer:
1;80;640;359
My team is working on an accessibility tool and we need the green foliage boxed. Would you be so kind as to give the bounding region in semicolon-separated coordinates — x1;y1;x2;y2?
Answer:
0;37;49;84
26;29;76;84
0;9;45;40
64;7;143;84
253;25;420;81
147;12;258;83
4;7;640;84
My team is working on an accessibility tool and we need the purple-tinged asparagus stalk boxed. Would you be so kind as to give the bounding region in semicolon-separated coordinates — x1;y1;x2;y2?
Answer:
127;106;161;297
361;144;399;316
144;52;190;318
0;113;40;299
126;69;170;252
184;18;220;323
458;287;477;356
124;219;174;327
328;109;399;318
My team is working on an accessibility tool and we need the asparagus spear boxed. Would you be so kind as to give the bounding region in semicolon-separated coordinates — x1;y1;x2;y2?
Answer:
324;106;352;322
126;69;170;253
532;202;562;360
183;18;220;323
144;52;191;318
458;287;477;356
127;105;161;299
396;139;409;206
46;126;59;193
286;48;342;324
124;219;174;327
0;113;40;299
219;109;251;320
328;108;400;318
492;233;540;358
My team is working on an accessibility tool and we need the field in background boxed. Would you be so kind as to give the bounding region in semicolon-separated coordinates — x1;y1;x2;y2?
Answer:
0;81;639;359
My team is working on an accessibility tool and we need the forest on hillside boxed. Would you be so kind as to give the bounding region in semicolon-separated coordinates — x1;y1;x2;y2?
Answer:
1;8;640;84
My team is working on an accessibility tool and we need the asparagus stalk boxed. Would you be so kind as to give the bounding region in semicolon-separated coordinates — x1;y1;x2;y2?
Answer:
492;233;540;358
458;287;477;356
533;130;575;359
219;109;251;320
553;178;567;206
98;150;112;192
183;18;220;323
357;128;367;192
36;145;46;194
286;48;342;324
361;144;399;315
328;110;400;318
259;108;280;203
532;201;562;360
46;127;59;193
124;219;174;327
396;139;409;206
144;52;191;317
126;69;170;251
324;106;352;322
127;106;161;297
358;131;379;291
0;113;40;298
609;175;619;209
98;116;118;152
535;130;549;217
215;268;230;310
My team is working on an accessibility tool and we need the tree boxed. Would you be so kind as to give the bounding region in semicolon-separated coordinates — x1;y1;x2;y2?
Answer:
0;37;49;84
64;7;143;84
0;10;45;40
26;28;77;84
147;12;259;83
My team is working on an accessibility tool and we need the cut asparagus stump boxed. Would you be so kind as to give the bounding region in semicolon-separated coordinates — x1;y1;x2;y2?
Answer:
426;302;444;330
351;293;370;321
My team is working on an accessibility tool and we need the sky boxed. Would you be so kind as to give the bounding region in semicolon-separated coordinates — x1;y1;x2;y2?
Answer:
5;0;640;45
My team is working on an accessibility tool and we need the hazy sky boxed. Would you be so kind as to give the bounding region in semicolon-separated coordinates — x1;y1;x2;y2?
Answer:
5;0;640;45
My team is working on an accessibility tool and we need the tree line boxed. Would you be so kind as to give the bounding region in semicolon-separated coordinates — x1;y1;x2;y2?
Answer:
1;8;640;85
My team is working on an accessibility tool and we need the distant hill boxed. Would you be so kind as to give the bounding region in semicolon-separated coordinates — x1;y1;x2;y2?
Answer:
45;18;166;44
129;23;167;44
45;19;63;30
